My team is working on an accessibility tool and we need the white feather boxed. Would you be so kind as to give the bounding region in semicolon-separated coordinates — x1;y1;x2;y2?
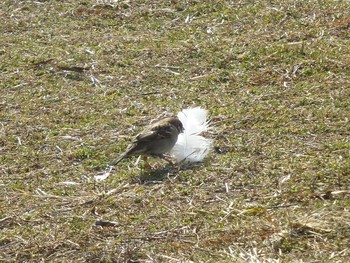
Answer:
171;107;212;162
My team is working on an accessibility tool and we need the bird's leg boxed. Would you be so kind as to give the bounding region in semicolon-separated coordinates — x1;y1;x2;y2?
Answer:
142;156;152;170
158;154;174;166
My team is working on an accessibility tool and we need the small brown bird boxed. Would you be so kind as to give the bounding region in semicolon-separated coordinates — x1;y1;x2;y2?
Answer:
111;117;184;167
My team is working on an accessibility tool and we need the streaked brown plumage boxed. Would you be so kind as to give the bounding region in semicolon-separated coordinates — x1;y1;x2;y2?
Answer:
111;117;184;166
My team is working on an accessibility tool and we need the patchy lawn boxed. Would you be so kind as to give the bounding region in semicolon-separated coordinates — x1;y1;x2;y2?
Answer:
1;0;349;262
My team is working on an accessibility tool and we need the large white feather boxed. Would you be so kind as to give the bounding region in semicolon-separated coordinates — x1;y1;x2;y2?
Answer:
171;107;212;162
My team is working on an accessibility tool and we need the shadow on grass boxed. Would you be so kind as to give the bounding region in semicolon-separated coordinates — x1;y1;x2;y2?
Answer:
136;162;205;185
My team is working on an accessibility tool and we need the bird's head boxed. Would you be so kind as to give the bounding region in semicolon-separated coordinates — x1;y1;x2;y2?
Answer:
168;117;184;134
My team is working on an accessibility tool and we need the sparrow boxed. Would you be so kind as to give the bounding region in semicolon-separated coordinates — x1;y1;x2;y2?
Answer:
111;116;184;167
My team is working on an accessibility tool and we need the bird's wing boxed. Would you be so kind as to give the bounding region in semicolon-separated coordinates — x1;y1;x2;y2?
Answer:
135;123;173;142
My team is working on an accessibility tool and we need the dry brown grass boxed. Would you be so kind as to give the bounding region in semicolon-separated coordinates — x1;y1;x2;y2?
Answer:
1;0;349;262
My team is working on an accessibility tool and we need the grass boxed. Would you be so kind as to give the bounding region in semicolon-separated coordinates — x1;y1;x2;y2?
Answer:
1;0;349;262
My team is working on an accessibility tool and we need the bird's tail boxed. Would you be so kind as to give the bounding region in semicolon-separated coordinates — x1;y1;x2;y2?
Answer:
111;153;127;165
